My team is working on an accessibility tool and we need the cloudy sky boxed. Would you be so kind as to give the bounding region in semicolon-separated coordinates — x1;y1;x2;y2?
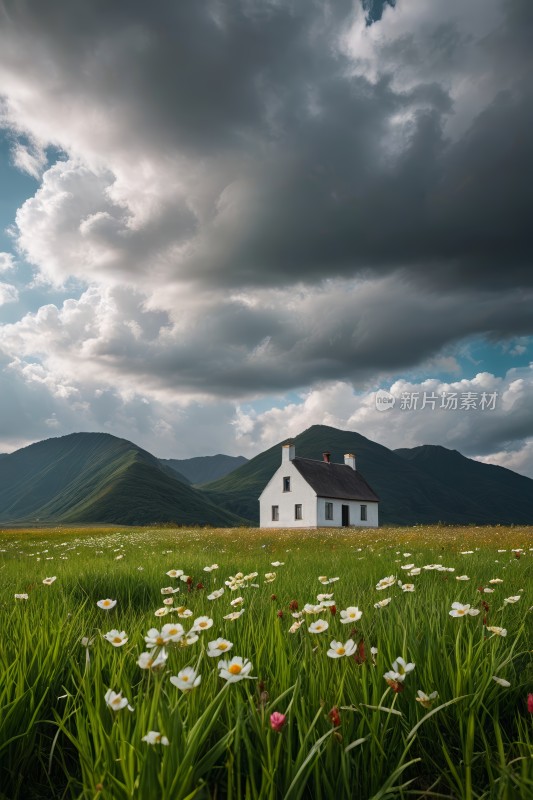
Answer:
0;0;532;475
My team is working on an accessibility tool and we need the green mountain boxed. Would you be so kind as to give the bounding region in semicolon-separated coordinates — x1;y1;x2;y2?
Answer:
162;454;248;485
0;433;246;527
394;444;533;524
203;424;533;525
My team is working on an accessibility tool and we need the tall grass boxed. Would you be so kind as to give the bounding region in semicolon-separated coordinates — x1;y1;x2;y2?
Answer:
0;525;531;799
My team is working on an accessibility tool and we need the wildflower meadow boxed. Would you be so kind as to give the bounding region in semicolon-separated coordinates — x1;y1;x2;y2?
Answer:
1;525;532;799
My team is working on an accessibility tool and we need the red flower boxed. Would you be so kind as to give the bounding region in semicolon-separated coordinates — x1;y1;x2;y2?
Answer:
528;693;533;713
329;605;337;616
270;712;287;732
276;609;283;618
270;594;277;601
328;706;341;727
196;582;204;590
354;639;366;664
288;600;299;611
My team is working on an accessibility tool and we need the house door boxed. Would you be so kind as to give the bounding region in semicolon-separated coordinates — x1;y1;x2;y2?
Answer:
342;505;350;527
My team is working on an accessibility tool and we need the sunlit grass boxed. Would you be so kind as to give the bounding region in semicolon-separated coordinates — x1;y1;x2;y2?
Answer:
0;525;532;799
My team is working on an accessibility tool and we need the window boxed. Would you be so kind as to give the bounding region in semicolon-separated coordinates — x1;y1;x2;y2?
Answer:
283;476;291;492
295;504;302;520
272;505;279;521
325;502;333;520
360;504;367;521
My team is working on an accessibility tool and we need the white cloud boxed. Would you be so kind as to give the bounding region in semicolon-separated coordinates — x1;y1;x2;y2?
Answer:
0;282;19;305
0;253;15;273
233;366;533;478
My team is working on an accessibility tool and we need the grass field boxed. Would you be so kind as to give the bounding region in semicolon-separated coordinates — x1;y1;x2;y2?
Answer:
0;525;532;799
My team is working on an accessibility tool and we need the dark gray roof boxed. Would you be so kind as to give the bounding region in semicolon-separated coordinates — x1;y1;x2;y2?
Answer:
291;458;379;502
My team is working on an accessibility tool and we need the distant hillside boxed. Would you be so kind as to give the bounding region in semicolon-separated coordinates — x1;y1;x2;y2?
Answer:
0;433;247;527
203;424;533;525
162;454;248;485
394;444;533;524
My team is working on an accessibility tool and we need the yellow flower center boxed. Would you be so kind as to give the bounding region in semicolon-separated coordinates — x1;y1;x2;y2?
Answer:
199;621;208;628
103;600;111;607
156;636;165;645
219;643;227;650
113;637;122;643
457;609;466;615
228;664;242;675
182;675;189;682
168;628;178;635
336;647;345;655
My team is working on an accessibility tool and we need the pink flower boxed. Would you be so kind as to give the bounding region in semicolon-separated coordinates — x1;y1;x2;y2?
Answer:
270;712;286;732
528;693;533;714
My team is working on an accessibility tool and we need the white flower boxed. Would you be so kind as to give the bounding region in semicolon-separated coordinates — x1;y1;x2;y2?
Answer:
376;576;396;591
181;632;199;647
456;575;470;581
207;637;234;657
223;610;245;621
192;615;213;632
154;607;169;617
415;690;438;709
203;564;219;572
207;588;225;600
218;656;255;683
374;597;392;608
170;667;201;692
97;599;117;610
399;583;415;593
264;572;276;583
166;569;184;578
180;574;191;583
504;596;521;604
161;622;184;642
317;593;334;602
327;639;357;658
230;597;244;607
489;578;503;584
142;731;169;745
105;689;133;712
42;576;57;585
137;649;168;670
391;656;415;678
303;603;324;615
408;567;421;576
145;628;170;648
449;602;480;617
486;626;507;637
460;551;474;555
289;620;304;633
340;606;363;623
271;561;284;567
163;597;174;606
160;586;179;595
308;619;329;634
103;630;128;647
492;676;511;687
401;564;415;571
15;593;28;600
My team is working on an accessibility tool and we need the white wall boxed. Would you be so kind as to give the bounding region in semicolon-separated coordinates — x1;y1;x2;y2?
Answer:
316;498;379;528
259;461;379;528
259;461;318;528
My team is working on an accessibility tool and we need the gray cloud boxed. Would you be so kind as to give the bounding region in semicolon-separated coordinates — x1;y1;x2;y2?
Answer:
0;0;532;460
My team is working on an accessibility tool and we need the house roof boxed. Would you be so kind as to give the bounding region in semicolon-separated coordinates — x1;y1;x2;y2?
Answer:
291;457;379;502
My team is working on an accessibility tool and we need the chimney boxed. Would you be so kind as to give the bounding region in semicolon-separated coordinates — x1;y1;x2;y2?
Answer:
322;451;331;463
344;453;356;470
282;441;296;462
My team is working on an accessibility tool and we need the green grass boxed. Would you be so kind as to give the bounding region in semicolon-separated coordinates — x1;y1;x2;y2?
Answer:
0;525;532;799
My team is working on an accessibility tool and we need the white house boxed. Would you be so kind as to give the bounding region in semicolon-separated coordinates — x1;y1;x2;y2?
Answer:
259;442;379;528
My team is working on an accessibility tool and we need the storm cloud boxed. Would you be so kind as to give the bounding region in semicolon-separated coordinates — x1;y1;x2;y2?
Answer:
0;0;531;469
